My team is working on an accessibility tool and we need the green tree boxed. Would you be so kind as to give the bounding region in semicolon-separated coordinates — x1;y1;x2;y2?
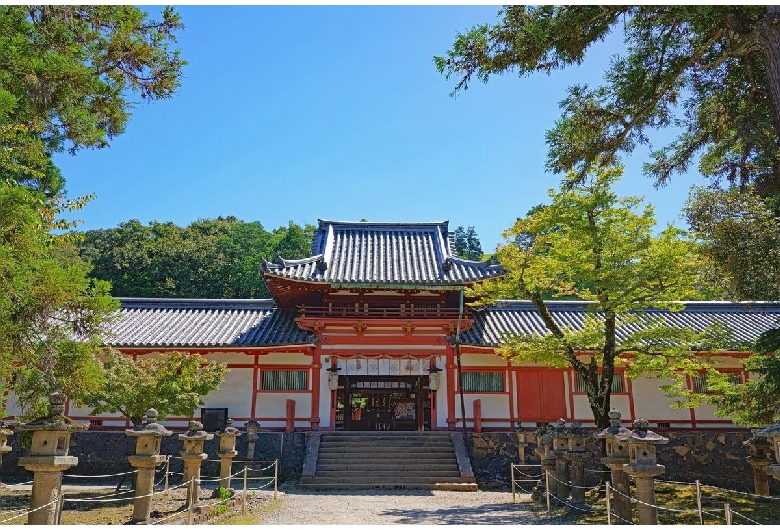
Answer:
469;165;732;429
707;330;780;427
0;182;118;418
82;350;228;426
453;225;484;261
436;5;780;191
0;5;184;193
78;218;315;299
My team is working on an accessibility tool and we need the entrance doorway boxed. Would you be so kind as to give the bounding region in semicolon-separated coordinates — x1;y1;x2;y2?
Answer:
336;375;430;431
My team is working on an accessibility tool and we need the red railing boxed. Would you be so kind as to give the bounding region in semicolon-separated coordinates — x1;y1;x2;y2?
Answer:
297;305;465;319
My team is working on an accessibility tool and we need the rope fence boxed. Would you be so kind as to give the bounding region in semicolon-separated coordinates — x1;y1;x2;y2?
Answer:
511;465;777;525
0;458;279;525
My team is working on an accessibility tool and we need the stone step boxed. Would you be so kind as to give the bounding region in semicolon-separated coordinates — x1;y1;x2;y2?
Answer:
317;459;460;473
296;481;478;491
318;447;454;455
301;475;468;484
314;470;462;478
316;454;457;463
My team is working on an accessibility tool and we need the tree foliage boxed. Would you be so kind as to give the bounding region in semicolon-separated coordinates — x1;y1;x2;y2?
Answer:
453;225;484;261
436;5;780;192
82;350;228;426
0;182;118;418
78;218;315;299
0;5;184;194
469;166;734;428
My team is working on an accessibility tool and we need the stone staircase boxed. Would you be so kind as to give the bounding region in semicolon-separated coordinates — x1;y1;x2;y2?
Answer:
299;431;477;491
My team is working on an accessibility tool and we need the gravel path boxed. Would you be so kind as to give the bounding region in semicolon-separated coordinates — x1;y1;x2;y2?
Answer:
256;487;563;525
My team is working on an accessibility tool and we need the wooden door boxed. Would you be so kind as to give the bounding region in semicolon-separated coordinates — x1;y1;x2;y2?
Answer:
516;369;566;422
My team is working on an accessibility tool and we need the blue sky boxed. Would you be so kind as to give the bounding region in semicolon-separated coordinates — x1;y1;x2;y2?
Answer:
55;5;706;253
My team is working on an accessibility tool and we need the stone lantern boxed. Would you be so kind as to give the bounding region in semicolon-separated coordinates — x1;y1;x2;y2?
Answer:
595;409;633;523
245;420;259;460
754;419;780;482
16;392;88;525
216;419;241;489
531;424;556;502
744;431;774;496
178;420;214;508
0;420;13;467
550;419;571;501
622;418;668;525
126;409;172;522
564;421;590;506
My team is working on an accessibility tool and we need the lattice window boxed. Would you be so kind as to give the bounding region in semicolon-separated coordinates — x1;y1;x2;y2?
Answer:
262;369;308;391
461;371;504;392
575;373;624;393
692;372;742;394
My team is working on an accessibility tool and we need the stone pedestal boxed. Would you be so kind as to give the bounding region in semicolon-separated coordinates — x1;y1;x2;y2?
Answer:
595;409;633;523
126;409;172;521
15;392;88;525
622;419;668;525
564;421;590;506
551;419;571;501
179;421;214;508
745;434;773;496
245;420;259;460
532;425;556;502
216;419;241;489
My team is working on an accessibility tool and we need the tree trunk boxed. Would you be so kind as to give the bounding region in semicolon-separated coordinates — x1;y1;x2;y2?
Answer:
760;6;780;194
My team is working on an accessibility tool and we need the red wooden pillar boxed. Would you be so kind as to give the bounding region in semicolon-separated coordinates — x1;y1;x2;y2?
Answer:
473;399;482;433
445;345;456;431
310;349;321;431
286;399;295;433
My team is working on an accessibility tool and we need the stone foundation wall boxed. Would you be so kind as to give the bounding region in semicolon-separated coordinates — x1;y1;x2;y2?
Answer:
0;431;306;483
466;430;780;495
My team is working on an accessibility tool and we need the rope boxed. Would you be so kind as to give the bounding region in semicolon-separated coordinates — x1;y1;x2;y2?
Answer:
547;492;599;513
63;470;137;479
730;509;762;525
702;509;727;522
608;510;635;525
63;480;191;504
546;472;593;490
0;495;61;524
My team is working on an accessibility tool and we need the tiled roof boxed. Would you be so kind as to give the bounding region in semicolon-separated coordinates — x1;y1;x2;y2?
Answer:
461;300;780;347
263;219;504;286
103;298;314;348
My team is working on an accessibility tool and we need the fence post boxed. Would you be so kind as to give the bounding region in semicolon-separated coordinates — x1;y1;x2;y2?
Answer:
164;456;170;491
243;466;248;515
273;459;279;500
511;465;516;503
605;481;611;526
724;503;732;525
545;471;551;513
696;480;703;525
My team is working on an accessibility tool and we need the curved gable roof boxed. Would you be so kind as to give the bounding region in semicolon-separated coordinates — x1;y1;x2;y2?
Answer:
263;219;504;286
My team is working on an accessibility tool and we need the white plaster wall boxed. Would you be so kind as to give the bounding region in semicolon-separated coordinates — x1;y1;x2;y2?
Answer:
260;352;311;365
200;351;255;364
255;393;312;421
461;394;509;422
318;366;331;428
571;394;632;425
200;367;253;418
461;352;506;367
629;377;691;421
436;372;449;429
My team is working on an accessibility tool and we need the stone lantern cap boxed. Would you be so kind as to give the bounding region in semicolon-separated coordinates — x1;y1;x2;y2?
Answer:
754;420;780;440
178;420;214;441
218;418;240;436
126;409;172;438
623;419;668;445
595;409;633;439
15;392;88;432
